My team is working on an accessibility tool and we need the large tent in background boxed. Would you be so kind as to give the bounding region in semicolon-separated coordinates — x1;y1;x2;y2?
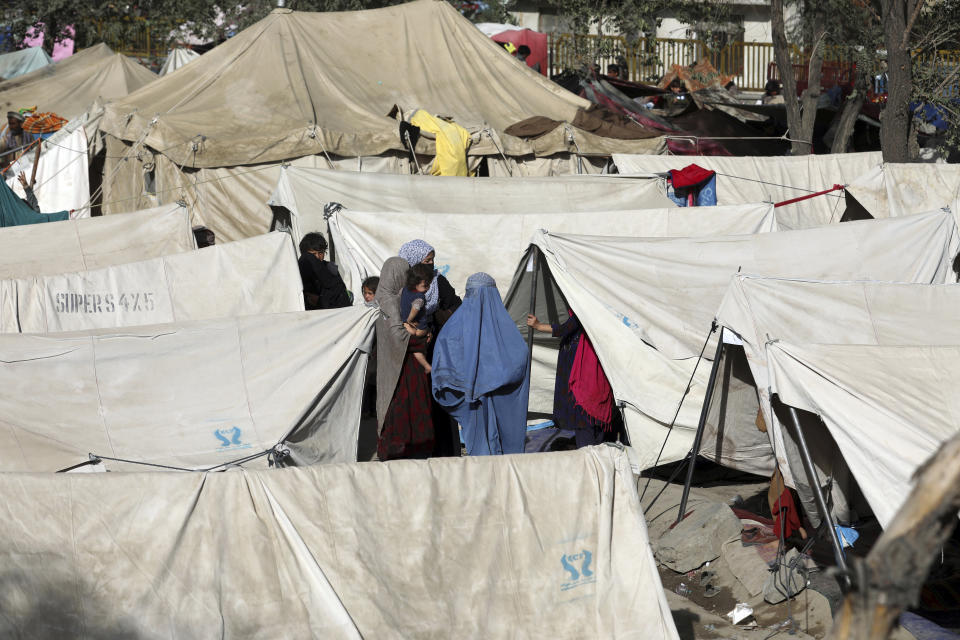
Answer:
0;306;376;472
0;446;679;639
715;277;960;525
328;203;778;300
0;43;156;122
0;202;193;279
158;47;200;75
97;0;663;240
612;151;884;229
846;162;960;219
0;47;53;81
0;232;302;333
269;166;675;246
503;211;959;472
767;341;960;529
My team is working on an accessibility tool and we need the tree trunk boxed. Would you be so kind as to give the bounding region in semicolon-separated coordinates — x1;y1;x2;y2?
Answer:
771;0;805;154
828;433;960;640
798;2;825;153
879;0;913;162
831;91;865;153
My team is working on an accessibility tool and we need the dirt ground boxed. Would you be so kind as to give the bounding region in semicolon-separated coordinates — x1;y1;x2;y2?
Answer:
639;472;919;640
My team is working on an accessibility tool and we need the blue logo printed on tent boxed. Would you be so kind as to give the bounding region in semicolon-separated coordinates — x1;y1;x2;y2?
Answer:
214;426;250;450
438;264;451;277
560;550;596;591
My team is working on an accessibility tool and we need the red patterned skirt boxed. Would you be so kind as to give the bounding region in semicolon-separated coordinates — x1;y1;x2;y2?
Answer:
378;338;435;460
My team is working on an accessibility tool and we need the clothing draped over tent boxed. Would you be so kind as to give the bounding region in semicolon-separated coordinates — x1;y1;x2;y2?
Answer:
569;324;613;425
432;272;528;455
667;163;718;206
409;110;471;176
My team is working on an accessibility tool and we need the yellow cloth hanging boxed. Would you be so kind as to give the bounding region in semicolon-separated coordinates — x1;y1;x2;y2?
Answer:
409;110;472;176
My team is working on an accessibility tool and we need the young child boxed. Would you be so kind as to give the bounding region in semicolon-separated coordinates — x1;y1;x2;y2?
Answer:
362;276;379;304
400;263;434;373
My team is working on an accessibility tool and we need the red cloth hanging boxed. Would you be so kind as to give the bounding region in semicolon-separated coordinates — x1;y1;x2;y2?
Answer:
568;327;613;426
773;486;803;538
668;163;716;188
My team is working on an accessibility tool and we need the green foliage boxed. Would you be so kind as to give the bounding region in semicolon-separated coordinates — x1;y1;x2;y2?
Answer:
0;0;514;54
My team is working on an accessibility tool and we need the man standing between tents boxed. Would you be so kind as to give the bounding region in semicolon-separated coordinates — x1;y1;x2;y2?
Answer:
298;232;352;310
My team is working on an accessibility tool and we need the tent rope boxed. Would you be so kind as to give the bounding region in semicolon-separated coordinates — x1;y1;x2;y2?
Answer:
638;320;717;509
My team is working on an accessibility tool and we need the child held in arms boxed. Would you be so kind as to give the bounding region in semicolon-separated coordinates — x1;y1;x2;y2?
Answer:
400;263;435;373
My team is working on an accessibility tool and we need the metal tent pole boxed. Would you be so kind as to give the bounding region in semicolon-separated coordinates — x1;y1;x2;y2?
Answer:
676;324;724;523
525;247;540;387
785;405;850;577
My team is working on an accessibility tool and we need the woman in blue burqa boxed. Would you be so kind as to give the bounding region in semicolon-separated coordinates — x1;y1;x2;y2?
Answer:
431;272;529;455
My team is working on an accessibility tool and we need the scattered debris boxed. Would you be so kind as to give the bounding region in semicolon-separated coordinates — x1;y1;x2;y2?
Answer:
727;602;754;624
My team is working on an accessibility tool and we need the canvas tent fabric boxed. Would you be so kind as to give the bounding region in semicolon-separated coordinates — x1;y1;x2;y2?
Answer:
612;151;883;229
270;166;677;244
0;173;68;227
158;47;200;75
101;142;410;243
5;126;90;213
0;47;53;81
846;162;960;219
100;1;661;169
715;276;960;522
329;202;778;300
767;341;960;529
0;202;193;280
0;306;376;472
509;211;959;472
0;231;303;333
0;445;679;639
0;43;156;122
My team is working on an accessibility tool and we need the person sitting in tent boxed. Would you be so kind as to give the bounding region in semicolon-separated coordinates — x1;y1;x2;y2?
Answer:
432;272;528;455
376;256;436;460
362;276;379;304
298;232;351;310
526;310;617;448
0;111;27;167
762;79;785;105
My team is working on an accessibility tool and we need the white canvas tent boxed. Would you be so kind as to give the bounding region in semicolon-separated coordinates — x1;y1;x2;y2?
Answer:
846;162;960;219
0;231;303;333
0;202;193;279
0;47;52;81
329;202;778;299
158;47;200;75
715;277;960;523
270;166;676;245
0;43;156;122
0;306;376;472
505;211;959;471
97;0;664;241
612;152;883;229
0;446;679;639
767;341;960;528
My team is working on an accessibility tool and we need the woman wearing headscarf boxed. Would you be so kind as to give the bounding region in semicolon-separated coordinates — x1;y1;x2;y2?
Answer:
432;273;528;455
375;257;435;460
399;238;462;456
527;310;616;448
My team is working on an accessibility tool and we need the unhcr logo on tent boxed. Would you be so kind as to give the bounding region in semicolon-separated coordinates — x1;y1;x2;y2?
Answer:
214;426;253;451
437;264;451;277
560;549;596;592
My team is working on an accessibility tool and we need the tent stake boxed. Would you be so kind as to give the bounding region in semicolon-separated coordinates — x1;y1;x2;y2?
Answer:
525;247;540;390
785;405;850;581
676;323;723;523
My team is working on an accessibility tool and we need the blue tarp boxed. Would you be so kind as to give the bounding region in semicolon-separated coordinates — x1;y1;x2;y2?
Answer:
0;176;69;227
